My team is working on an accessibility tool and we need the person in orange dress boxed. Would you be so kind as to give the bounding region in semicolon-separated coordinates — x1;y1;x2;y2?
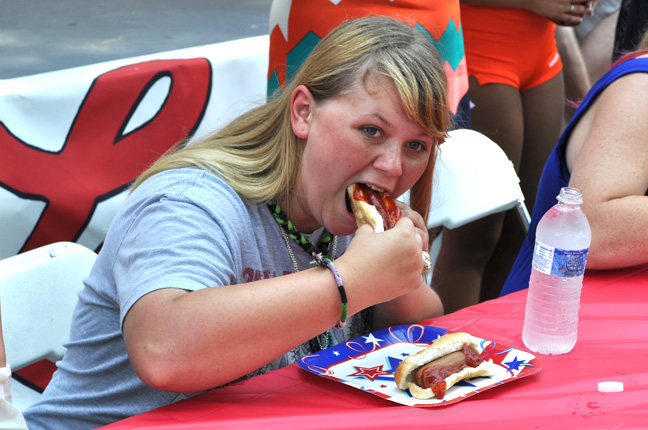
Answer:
267;0;470;129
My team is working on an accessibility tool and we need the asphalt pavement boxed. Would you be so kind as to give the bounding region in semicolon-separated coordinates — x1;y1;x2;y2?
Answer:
0;0;272;79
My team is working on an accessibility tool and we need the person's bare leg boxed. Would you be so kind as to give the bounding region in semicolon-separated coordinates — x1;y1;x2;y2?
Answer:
468;79;525;167
519;72;565;212
481;72;566;299
431;212;506;313
431;79;523;313
480;209;527;301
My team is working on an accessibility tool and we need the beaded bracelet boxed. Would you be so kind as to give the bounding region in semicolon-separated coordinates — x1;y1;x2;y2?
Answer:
311;254;348;329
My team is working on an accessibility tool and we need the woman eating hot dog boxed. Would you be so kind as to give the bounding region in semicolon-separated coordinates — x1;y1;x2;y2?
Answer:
23;17;448;430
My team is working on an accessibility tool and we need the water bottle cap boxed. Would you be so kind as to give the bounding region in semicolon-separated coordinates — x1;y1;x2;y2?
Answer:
557;187;583;205
597;381;624;392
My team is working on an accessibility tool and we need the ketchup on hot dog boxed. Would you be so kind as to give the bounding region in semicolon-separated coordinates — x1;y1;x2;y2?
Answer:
352;184;401;230
414;343;485;399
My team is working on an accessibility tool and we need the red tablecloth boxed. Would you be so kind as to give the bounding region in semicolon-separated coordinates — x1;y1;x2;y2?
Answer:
101;265;648;429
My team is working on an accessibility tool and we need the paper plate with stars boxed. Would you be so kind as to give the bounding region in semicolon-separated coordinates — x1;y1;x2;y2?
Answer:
298;324;541;406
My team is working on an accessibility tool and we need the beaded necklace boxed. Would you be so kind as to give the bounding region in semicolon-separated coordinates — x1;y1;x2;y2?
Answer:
267;199;338;352
267;199;335;256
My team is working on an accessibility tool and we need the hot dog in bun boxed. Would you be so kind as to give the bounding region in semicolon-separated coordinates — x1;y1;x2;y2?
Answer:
347;184;401;233
394;332;497;399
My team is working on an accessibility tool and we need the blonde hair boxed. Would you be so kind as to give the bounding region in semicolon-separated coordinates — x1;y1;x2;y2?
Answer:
131;16;449;221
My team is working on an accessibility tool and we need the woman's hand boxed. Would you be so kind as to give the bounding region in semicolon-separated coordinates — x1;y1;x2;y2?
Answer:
528;0;597;26
396;200;430;253
335;206;442;329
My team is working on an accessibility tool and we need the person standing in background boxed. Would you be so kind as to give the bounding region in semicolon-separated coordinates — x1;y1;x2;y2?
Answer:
574;0;619;84
267;0;471;129
431;0;597;312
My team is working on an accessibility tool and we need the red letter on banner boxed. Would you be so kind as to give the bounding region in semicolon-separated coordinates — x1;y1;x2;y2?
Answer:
0;58;212;253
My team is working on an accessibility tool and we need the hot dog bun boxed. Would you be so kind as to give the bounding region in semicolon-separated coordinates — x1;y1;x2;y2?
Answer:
348;191;384;232
394;332;497;400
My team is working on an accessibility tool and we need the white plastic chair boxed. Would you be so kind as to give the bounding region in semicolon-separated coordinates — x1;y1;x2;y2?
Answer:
429;129;531;233
415;129;531;284
0;242;97;411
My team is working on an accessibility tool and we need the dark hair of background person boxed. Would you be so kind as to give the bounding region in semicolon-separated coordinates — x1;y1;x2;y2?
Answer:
613;0;648;61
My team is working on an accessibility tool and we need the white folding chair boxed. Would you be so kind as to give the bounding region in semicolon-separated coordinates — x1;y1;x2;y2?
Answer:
429;128;531;233
0;242;97;411
409;129;531;283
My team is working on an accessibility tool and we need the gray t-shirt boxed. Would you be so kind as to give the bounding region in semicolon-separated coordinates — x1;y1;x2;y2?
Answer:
24;167;372;430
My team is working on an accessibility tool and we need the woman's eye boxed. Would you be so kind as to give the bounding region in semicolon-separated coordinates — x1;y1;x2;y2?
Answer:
407;141;427;153
361;126;382;138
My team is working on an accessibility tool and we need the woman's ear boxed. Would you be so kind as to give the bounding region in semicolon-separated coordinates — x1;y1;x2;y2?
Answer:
290;85;314;139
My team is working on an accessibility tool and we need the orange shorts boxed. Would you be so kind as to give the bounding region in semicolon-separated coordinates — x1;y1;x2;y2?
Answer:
460;5;562;91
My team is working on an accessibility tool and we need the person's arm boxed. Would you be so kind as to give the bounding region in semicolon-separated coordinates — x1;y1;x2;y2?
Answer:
123;216;441;394
371;203;443;328
567;70;648;269
123;268;355;393
373;279;442;328
555;26;592;104
460;0;596;26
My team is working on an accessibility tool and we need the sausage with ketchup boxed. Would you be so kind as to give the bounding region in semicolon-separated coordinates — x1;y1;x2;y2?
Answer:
394;332;498;400
347;183;401;232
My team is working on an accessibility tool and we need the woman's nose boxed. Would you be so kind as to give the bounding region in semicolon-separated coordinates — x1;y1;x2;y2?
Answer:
373;145;403;177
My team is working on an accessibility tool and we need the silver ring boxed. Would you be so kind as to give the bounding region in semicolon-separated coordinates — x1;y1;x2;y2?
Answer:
569;3;574;13
422;251;432;273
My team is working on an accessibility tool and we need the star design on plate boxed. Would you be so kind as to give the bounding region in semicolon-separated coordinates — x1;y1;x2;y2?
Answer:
387;355;404;372
503;356;527;372
363;333;383;348
347;365;393;382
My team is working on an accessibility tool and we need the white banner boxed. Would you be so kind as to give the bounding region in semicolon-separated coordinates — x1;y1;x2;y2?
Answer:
0;36;269;259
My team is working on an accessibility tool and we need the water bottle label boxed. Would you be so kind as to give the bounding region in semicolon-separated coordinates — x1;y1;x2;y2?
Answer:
532;241;588;277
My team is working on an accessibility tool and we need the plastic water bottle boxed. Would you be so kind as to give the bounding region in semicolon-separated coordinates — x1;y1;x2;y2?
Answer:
522;187;591;355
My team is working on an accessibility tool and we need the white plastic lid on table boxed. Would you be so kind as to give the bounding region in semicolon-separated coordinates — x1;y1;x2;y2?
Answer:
597;381;624;392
